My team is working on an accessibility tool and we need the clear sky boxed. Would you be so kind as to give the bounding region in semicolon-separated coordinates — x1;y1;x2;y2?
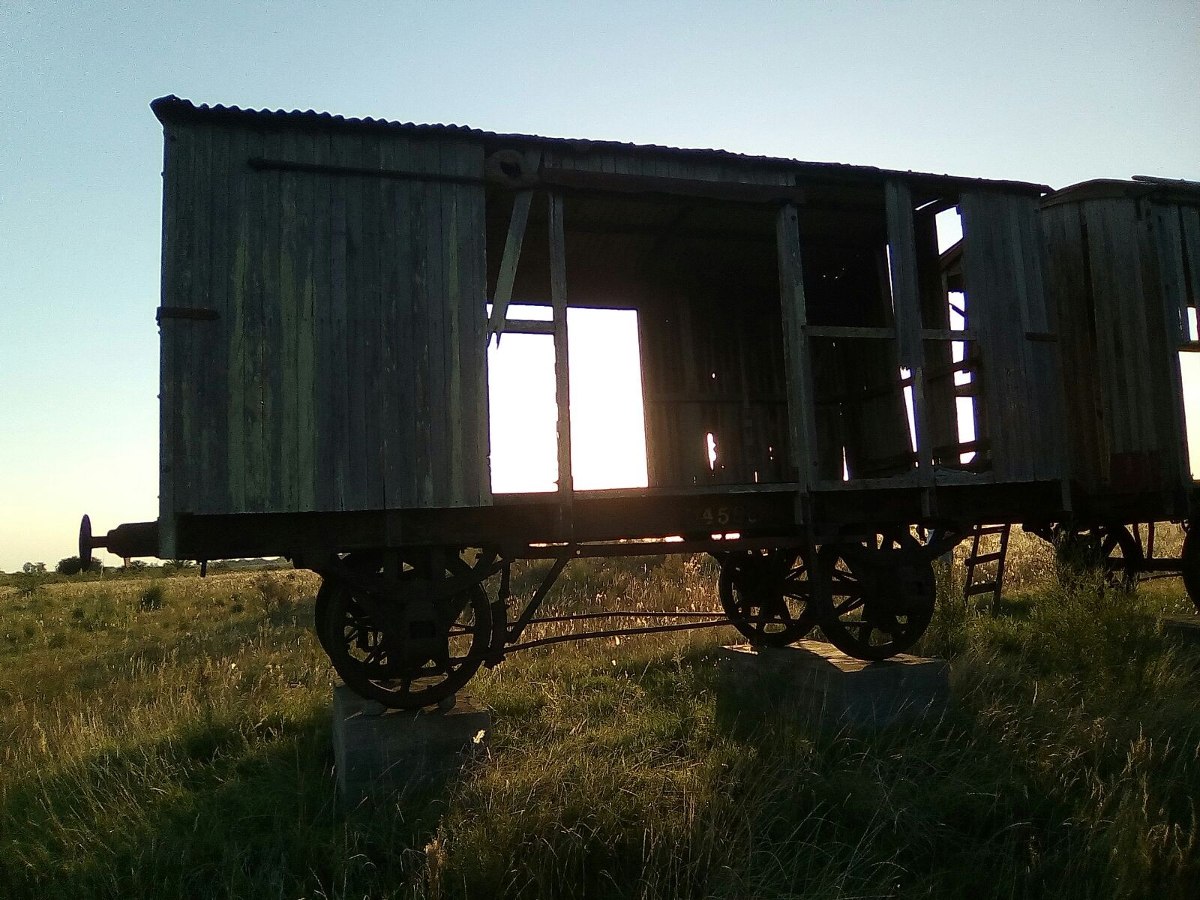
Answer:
1;1;1197;571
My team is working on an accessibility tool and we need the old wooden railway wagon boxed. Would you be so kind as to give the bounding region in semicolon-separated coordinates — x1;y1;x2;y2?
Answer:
81;97;1200;708
1028;177;1200;594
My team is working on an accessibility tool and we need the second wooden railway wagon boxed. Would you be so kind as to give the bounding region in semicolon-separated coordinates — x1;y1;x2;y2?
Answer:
82;97;1200;708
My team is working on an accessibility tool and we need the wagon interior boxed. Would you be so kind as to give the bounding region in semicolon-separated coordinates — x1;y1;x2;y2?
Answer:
484;182;985;499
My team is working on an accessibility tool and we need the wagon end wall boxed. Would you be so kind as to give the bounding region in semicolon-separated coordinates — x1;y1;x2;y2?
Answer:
155;112;491;555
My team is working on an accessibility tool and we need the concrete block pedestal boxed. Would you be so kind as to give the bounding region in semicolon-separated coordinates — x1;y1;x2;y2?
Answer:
332;686;491;805
717;640;949;729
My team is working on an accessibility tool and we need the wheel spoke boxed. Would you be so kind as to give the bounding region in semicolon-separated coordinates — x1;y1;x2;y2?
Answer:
818;539;935;661
719;547;817;646
833;595;866;616
316;554;491;709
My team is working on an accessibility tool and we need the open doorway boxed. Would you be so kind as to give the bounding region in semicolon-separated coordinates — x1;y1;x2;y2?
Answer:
487;305;648;493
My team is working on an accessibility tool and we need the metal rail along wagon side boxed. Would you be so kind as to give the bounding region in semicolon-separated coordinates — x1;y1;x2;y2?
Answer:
80;96;1200;709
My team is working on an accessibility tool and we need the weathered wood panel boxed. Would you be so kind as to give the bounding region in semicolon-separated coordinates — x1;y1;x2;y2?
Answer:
1041;192;1195;496
159;119;490;523
1041;202;1107;491
961;191;1064;483
157;124;187;556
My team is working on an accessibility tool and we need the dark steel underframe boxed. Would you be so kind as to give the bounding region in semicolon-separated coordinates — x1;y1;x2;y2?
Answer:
90;480;1195;564
81;481;1200;706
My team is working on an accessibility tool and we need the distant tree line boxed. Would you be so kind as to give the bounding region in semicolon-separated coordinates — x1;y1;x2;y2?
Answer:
2;557;284;580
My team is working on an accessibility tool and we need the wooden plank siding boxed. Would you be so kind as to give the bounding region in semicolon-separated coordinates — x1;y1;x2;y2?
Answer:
1040;192;1195;498
158;119;489;535
776;203;817;491
160;100;1134;552
1040;202;1108;492
960;191;1065;484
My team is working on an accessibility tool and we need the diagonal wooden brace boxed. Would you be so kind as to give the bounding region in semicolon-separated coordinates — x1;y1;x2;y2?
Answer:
487;188;533;344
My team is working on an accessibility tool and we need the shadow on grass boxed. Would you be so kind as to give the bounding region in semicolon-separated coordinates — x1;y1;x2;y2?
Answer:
0;702;457;900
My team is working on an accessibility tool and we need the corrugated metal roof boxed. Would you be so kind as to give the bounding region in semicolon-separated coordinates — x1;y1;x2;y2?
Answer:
150;95;1050;194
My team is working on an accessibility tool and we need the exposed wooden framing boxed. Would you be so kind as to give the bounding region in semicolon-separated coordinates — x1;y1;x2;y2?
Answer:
548;191;574;511
803;325;977;341
805;325;896;339
487;188;533;341
776;203;817;492
502;319;556;335
818;355;982;407
540;166;809;205
885;180;935;484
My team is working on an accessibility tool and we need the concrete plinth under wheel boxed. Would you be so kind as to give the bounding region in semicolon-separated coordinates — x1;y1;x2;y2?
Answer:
717;641;950;729
1161;614;1200;644
332;686;491;805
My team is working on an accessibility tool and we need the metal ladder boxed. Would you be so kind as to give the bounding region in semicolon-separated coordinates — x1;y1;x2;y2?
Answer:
963;523;1012;609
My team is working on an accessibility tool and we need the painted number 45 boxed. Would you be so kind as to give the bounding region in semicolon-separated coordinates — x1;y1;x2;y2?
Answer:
701;506;737;527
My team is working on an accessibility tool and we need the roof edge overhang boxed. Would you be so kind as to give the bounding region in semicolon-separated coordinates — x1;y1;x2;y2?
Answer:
151;95;1051;196
1043;177;1200;210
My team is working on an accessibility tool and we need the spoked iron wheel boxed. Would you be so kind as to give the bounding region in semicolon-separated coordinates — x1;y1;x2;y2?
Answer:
816;531;936;661
718;547;817;646
1053;523;1143;592
315;552;491;709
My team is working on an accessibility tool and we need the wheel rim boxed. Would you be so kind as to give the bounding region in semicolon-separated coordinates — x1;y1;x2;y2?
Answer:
1055;524;1142;591
718;548;817;646
316;555;491;709
1098;525;1141;591
816;537;935;661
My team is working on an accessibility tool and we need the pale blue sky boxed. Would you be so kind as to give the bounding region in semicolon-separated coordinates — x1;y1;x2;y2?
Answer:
1;1;1197;570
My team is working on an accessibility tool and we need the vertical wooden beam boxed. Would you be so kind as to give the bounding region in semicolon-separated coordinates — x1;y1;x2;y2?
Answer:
775;203;817;493
885;180;934;483
548;191;574;512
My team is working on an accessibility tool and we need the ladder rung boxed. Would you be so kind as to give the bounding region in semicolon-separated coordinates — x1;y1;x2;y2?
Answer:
968;552;1004;565
975;525;1011;536
966;582;999;596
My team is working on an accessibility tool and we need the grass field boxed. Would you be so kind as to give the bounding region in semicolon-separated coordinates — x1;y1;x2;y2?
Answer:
2;531;1199;899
